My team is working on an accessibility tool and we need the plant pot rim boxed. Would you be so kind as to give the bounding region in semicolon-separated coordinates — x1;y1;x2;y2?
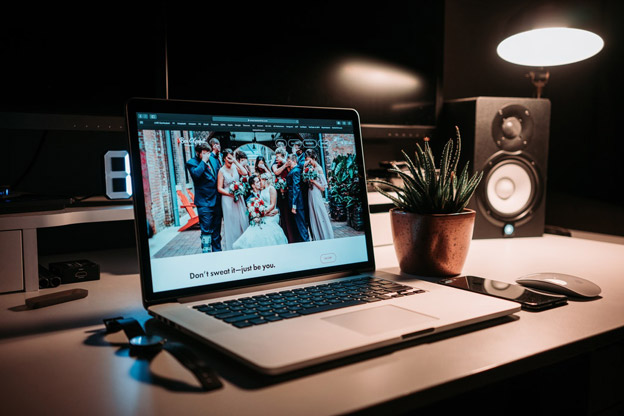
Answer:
390;207;476;217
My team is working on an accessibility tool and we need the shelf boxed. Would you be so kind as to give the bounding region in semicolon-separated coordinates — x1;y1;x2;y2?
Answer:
0;205;134;293
0;205;134;231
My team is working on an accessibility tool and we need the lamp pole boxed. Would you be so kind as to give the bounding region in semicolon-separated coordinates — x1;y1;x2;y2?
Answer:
526;68;550;99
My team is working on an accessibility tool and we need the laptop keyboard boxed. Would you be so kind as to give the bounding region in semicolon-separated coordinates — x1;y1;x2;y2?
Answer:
192;276;425;328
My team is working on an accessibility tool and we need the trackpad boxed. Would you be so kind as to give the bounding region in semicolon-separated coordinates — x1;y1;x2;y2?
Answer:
322;305;438;336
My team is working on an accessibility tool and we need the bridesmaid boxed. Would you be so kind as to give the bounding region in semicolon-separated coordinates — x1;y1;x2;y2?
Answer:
217;148;249;250
234;149;252;198
234;149;252;176
254;156;271;176
271;147;296;243
304;149;334;241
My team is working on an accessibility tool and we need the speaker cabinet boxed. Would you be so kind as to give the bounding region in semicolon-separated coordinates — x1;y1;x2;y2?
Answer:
439;97;550;238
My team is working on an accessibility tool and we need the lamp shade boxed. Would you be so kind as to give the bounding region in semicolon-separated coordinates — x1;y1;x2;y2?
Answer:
496;1;604;67
497;27;604;67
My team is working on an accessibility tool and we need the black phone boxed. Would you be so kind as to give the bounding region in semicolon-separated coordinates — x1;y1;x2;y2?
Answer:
437;275;568;311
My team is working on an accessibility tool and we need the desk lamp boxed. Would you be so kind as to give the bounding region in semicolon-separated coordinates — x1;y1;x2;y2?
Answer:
496;2;604;97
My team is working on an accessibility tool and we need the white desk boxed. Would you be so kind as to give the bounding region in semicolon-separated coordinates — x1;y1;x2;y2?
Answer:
1;235;624;415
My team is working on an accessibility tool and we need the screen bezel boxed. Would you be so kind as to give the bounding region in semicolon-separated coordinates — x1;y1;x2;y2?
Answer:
126;97;376;307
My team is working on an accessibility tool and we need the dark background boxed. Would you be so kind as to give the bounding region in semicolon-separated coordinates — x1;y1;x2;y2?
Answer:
1;0;622;242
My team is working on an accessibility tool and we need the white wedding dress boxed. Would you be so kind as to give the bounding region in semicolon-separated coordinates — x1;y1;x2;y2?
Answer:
232;187;288;249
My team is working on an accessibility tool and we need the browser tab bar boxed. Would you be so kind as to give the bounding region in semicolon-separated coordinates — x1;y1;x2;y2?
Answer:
213;116;299;124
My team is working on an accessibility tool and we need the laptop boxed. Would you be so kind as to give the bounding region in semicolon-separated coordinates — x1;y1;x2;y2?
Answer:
125;97;520;375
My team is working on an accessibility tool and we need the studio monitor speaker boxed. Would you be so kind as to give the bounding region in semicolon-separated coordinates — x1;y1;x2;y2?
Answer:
439;97;550;238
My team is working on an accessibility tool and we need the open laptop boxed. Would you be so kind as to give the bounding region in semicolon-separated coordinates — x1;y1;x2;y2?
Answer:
125;98;520;375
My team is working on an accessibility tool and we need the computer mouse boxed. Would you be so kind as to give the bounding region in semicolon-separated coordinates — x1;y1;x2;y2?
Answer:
516;273;602;298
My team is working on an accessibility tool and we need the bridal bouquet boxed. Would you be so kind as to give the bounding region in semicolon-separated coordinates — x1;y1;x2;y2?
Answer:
274;177;287;198
247;195;266;226
302;167;318;182
229;181;246;202
240;175;251;194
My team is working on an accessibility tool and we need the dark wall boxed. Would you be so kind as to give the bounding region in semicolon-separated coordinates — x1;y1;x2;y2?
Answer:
444;0;624;235
0;2;166;116
2;1;622;237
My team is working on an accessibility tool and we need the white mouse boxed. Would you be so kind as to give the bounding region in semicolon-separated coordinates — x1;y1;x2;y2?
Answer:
516;273;602;298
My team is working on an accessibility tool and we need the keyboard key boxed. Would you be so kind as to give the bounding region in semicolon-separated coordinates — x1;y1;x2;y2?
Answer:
224;314;260;323
279;312;300;319
264;315;283;322
233;321;254;328
203;309;223;315
250;318;267;325
215;311;242;320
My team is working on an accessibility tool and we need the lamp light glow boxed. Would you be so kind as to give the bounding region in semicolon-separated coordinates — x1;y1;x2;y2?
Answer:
337;60;420;94
497;27;604;67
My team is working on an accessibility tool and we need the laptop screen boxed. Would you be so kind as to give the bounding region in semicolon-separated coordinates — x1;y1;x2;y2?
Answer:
126;99;374;304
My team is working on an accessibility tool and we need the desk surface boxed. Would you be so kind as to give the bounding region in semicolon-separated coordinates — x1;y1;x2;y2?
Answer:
2;235;624;415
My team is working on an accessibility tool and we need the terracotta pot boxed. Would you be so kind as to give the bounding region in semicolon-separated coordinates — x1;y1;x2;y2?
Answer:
390;208;476;277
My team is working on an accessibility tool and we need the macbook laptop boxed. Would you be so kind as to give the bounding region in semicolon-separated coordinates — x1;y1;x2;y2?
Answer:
126;98;520;375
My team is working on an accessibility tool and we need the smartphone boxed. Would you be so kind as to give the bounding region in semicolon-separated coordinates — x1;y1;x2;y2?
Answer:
437;275;568;311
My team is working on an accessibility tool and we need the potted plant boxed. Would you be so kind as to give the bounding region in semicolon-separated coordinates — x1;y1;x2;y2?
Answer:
369;127;483;276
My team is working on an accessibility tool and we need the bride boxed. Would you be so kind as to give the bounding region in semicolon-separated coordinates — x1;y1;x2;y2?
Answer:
232;174;288;250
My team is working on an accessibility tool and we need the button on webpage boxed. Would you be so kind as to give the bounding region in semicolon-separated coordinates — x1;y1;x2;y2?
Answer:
320;253;336;264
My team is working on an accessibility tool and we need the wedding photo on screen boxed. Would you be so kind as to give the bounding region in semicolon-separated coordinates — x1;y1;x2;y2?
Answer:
136;113;368;292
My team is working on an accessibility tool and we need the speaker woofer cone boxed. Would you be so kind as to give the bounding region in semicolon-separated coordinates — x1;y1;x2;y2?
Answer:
479;155;542;224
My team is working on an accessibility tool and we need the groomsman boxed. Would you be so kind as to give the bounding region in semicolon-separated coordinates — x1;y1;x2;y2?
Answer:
286;153;309;242
186;141;222;252
292;140;310;229
208;137;222;174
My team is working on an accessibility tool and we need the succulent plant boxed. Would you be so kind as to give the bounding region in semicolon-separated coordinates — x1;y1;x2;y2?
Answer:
369;126;482;214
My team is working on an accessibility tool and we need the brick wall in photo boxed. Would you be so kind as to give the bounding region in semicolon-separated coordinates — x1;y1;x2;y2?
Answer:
141;130;174;234
322;133;356;168
171;131;194;218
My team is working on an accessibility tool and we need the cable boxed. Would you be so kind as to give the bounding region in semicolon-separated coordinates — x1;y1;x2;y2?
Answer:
11;129;49;192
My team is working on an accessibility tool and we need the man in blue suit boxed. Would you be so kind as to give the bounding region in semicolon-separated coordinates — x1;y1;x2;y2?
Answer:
207;138;222;177
286;153;309;242
292;140;310;230
186;140;222;252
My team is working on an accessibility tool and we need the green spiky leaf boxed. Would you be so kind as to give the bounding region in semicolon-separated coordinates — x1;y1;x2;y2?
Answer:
367;127;482;214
